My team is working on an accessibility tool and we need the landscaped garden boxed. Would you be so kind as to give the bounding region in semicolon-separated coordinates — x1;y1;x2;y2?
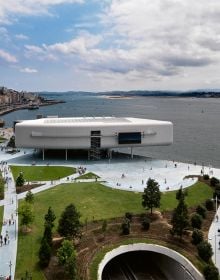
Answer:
10;165;76;182
15;180;213;279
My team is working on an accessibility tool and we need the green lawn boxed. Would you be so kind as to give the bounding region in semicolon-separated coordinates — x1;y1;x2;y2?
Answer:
10;165;76;182
160;181;213;211
0;136;6;143
15;181;213;279
76;172;100;180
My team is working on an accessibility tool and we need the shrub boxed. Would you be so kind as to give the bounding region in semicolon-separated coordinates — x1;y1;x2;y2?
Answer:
191;229;204;245
203;174;209;180
205;199;214;211
0;177;4;200
121;218;130;235
125;212;133;222
39;238;51;268
191;213;203;229
197;241;213;262
210;177;220;187
142;217;150;231
16;172;25;187
203;264;219;280
196;205;206;219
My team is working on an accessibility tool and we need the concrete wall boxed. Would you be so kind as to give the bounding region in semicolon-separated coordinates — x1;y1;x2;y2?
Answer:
98;243;204;280
15;122;173;149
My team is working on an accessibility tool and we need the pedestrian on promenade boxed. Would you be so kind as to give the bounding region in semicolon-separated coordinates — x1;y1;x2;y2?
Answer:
4;236;7;245
216;215;219;222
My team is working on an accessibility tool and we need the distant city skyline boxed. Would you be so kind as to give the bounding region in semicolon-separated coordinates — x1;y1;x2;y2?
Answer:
0;0;220;92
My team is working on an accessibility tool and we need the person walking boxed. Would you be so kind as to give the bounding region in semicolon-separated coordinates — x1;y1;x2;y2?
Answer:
4;236;7;245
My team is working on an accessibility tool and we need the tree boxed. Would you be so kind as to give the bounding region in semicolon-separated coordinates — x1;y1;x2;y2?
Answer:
39;237;51;268
210;177;219;187
142;178;161;214
7;135;15;148
191;213;203;229
203;174;209;180
125;212;133;222
203;264;219;280
58;204;82;239
38;207;56;267
45;206;56;228
57;240;74;265
197;241;213;262
205;199;214;211
102;220;107;238
142;217;150;231
57;240;77;279
16;172;25;187
170;195;189;238
196;205;206;219
66;252;77;280
19;202;34;229
25;190;34;204
121;218;130;235
191;229;204;245
43;224;53;247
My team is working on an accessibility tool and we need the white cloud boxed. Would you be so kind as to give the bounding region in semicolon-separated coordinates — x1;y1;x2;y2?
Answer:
15;33;29;40
0;0;84;22
0;48;17;63
46;33;102;55
11;0;220;90
20;67;38;73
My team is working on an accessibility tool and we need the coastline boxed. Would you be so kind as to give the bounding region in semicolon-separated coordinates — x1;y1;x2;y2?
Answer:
0;100;65;116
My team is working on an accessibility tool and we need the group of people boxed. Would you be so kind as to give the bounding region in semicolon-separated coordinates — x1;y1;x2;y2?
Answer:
77;166;86;175
0;232;10;246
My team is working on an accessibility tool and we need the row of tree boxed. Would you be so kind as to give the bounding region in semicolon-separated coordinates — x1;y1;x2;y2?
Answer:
38;204;81;279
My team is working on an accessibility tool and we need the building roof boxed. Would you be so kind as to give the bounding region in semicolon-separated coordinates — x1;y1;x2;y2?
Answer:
16;117;172;127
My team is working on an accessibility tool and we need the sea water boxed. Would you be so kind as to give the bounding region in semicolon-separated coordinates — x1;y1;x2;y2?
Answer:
2;93;220;167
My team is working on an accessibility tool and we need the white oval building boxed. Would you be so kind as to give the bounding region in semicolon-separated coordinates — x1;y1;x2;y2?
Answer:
15;116;173;160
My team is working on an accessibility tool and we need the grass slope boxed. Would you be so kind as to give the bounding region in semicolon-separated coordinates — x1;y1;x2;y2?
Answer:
10;165;76;182
15;181;213;279
76;172;99;180
160;181;213;211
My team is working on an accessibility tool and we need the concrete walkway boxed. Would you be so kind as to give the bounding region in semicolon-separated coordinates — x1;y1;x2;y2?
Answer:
0;164;18;280
208;203;220;270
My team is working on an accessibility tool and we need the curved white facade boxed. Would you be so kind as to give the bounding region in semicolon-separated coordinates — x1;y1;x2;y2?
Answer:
15;116;173;149
98;244;204;280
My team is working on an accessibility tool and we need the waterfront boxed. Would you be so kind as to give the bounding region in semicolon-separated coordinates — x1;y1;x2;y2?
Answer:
2;93;220;167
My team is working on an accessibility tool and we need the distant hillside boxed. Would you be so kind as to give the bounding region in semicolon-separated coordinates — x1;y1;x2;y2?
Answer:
97;90;220;98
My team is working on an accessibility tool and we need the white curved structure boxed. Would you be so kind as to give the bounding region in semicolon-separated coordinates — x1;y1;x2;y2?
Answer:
98;243;204;280
15;116;173;150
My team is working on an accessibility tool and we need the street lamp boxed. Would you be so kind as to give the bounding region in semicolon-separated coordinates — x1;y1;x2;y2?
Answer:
9;260;12;280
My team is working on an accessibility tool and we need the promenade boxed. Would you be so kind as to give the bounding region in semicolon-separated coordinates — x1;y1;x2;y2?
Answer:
0;164;18;280
208;204;220;269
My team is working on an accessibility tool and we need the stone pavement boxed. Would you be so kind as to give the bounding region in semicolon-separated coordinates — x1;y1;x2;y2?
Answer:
208;202;220;270
0;164;18;280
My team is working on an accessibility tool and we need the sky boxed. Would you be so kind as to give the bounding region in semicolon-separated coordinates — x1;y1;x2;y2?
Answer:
0;0;220;92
